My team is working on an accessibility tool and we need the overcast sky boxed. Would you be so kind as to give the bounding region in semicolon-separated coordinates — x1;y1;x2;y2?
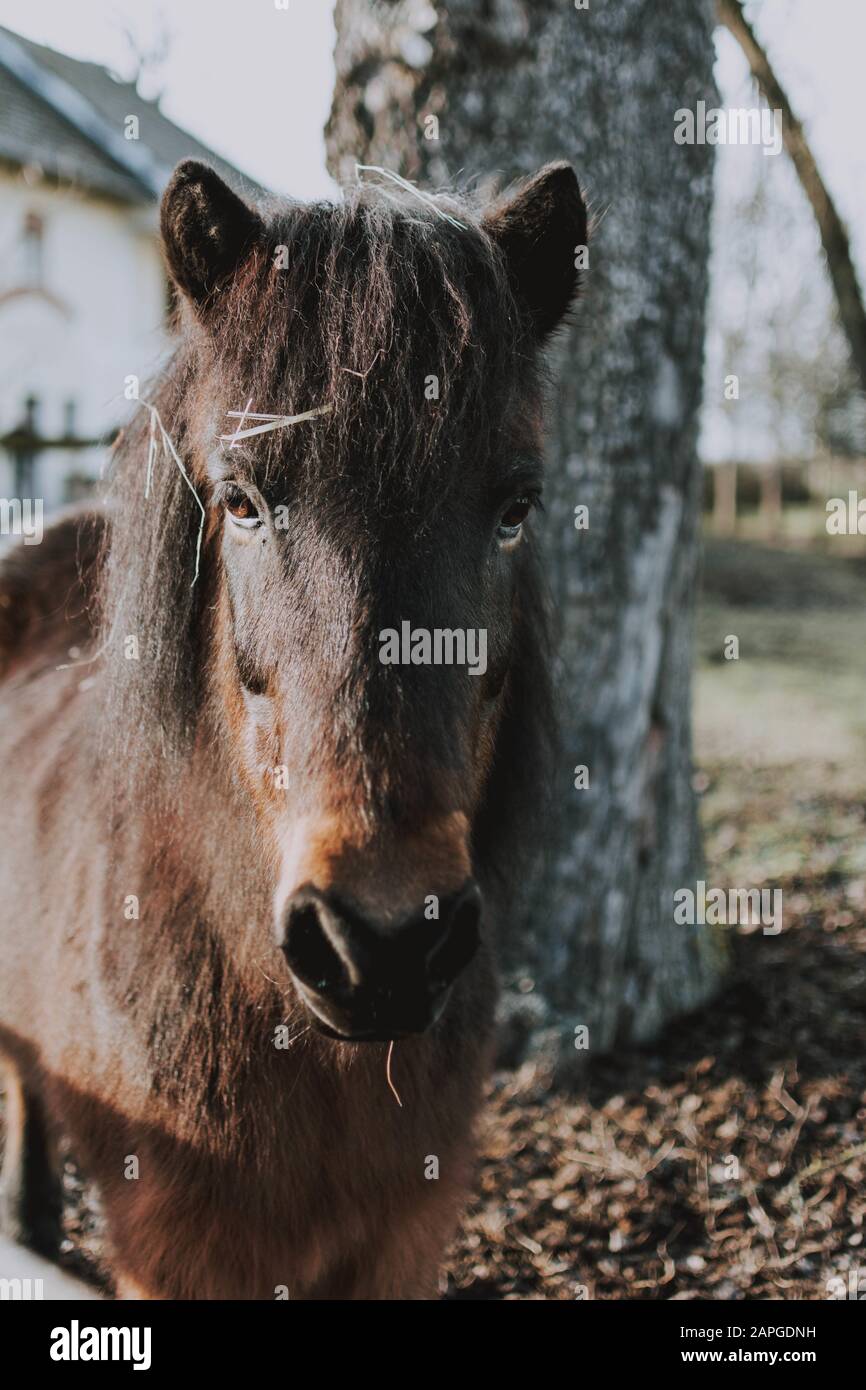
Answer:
0;1;862;247
0;0;338;197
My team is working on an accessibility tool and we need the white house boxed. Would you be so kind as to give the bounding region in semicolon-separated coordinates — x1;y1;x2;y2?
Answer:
0;25;263;514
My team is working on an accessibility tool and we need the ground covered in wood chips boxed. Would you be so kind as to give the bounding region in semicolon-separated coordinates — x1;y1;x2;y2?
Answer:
446;858;866;1299
445;537;866;1299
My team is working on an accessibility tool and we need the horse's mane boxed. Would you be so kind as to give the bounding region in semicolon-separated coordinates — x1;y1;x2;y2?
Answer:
91;182;555;880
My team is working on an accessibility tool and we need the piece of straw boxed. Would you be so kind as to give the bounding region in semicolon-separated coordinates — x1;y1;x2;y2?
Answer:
230;396;254;449
57;626;116;673
145;411;157;499
355;164;468;231
141;399;206;587
386;1039;403;1108
60;397;331;670
218;403;332;443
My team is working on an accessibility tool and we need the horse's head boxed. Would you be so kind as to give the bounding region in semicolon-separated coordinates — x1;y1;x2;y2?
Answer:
156;160;585;1041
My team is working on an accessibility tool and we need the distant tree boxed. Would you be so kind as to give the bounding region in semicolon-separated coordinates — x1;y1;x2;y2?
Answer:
703;130;863;474
815;363;866;460
117;12;172;104
718;0;866;401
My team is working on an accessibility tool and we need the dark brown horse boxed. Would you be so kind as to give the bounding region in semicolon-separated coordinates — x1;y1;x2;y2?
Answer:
0;159;585;1299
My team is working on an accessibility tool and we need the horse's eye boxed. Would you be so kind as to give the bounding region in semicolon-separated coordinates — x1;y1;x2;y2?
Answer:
224;488;260;529
497;495;533;542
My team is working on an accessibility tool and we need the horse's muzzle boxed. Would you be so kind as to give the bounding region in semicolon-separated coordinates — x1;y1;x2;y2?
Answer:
278;880;482;1042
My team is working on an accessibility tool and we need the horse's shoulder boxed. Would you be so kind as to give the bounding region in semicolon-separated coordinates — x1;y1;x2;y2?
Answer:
0;506;106;674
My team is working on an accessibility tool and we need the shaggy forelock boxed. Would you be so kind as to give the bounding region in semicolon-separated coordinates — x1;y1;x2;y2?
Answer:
93;185;547;813
211;185;534;511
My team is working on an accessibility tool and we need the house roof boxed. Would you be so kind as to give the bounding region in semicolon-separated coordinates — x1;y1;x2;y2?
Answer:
0;25;266;205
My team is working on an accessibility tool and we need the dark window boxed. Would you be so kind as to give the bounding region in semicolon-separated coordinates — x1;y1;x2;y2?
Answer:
22;212;44;286
13;450;34;497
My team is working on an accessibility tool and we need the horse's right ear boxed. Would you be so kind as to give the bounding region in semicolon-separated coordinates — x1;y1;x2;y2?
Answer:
160;160;264;311
482;162;587;341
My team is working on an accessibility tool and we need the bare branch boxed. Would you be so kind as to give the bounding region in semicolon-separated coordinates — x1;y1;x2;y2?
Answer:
717;0;866;394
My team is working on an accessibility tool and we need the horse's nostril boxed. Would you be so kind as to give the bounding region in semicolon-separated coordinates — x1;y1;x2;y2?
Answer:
279;880;482;1039
426;883;482;989
281;893;352;997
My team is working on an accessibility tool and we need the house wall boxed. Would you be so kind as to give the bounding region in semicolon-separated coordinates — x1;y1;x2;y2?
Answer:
0;168;169;513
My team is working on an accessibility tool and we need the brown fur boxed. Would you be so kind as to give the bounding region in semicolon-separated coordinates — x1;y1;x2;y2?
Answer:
0;162;585;1298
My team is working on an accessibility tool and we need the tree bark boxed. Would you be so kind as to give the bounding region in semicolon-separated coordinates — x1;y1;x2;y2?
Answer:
717;0;866;396
327;0;727;1069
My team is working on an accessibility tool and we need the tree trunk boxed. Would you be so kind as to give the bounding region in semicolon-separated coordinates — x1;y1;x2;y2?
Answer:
327;0;726;1070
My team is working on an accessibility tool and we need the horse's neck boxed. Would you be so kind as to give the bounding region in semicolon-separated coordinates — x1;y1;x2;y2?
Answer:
159;741;284;998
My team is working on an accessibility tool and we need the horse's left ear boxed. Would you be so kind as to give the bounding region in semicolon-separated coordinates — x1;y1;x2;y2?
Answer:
160;160;264;311
483;162;587;341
